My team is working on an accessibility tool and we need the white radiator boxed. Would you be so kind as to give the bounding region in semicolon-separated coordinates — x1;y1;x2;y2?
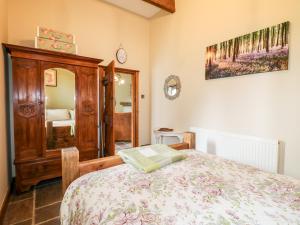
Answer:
190;127;279;173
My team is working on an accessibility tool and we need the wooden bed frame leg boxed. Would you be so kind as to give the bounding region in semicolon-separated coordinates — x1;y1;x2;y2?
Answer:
183;132;196;149
62;147;80;193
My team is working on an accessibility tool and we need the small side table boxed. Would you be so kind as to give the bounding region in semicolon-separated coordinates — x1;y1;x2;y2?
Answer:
153;130;184;144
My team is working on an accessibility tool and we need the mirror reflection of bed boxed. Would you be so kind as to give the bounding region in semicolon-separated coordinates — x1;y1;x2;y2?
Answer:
44;68;76;150
114;73;133;151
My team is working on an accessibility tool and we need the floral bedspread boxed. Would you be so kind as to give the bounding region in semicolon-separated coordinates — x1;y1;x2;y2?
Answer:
61;150;300;225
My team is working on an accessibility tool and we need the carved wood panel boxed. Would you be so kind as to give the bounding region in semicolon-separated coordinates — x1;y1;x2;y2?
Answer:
12;58;43;161
18;103;37;118
76;66;98;160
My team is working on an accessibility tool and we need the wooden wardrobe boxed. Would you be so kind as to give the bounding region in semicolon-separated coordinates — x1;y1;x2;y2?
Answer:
3;44;105;192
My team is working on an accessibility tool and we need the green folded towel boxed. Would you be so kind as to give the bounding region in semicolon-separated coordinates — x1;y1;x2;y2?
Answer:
118;144;186;173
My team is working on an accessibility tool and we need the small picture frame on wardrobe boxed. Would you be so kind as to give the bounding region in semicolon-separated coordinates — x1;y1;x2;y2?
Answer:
45;69;57;87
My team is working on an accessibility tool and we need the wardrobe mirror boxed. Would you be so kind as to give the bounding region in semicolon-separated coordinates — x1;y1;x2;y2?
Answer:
44;68;76;150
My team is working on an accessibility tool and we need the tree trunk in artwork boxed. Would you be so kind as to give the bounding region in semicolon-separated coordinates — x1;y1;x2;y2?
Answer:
262;30;266;50
276;24;280;46
266;28;270;53
284;22;289;46
281;23;285;48
258;30;262;51
224;42;227;59
228;40;232;58
271;27;275;48
207;46;211;68
251;32;256;52
232;38;239;62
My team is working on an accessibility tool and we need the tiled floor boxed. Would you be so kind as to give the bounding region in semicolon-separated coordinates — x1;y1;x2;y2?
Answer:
2;179;62;225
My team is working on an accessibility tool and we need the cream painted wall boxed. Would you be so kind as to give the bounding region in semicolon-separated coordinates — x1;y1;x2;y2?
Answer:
0;0;8;210
7;0;151;145
150;0;300;179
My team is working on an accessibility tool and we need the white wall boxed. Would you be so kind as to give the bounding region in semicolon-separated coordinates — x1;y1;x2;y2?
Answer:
150;0;300;179
7;0;151;145
0;0;8;210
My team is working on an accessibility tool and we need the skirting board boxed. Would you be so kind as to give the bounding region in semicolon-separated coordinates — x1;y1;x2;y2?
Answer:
0;188;10;223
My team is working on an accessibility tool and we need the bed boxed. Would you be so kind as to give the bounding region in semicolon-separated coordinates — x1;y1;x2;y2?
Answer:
60;132;300;225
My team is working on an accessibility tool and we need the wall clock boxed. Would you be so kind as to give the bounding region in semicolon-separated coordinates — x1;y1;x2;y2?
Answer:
116;47;127;64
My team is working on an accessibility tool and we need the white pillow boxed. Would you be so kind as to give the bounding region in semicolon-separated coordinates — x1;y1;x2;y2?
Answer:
46;109;70;121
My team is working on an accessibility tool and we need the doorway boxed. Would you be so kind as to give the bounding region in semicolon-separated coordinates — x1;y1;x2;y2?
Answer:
102;63;139;156
114;68;139;152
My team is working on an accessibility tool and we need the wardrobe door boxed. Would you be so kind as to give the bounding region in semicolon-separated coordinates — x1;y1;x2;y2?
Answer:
76;66;98;161
104;61;115;156
12;58;43;161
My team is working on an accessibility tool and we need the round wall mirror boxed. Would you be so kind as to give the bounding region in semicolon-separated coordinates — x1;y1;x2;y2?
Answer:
164;75;181;100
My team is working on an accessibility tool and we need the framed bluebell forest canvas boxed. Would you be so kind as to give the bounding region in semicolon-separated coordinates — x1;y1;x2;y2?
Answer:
205;21;289;80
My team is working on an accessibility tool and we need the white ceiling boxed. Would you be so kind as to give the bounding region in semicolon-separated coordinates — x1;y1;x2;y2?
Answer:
102;0;161;18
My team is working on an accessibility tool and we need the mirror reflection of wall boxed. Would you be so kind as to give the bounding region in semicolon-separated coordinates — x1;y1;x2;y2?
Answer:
114;73;132;113
44;68;76;150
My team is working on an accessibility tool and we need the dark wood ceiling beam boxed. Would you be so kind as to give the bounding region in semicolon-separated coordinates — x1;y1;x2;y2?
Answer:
142;0;175;13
